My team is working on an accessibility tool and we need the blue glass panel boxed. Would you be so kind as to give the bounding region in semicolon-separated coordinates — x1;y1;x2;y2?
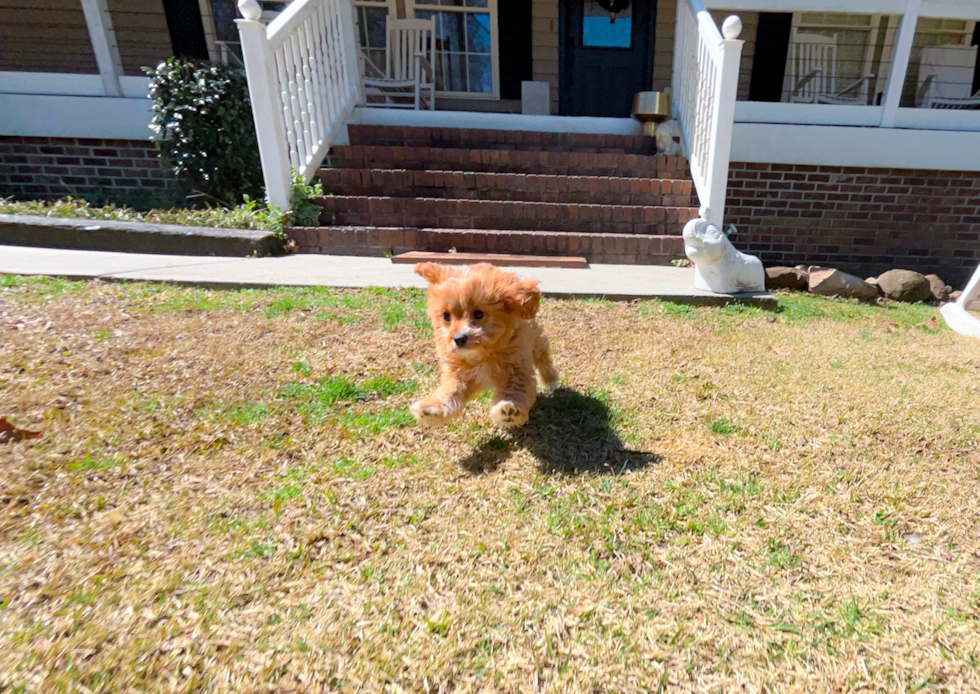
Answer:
582;16;632;48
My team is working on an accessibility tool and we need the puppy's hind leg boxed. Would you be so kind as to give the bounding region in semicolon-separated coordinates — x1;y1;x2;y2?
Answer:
533;330;559;392
410;371;472;426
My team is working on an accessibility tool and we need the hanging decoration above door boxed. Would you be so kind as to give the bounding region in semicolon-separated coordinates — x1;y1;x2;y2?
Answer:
595;0;630;22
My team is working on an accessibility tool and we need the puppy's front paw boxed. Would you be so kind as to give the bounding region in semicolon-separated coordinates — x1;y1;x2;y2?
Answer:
490;400;527;429
410;399;451;426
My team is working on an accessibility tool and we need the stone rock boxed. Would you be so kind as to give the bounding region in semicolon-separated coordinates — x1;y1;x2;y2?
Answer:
808;267;879;301
877;269;932;303
765;266;808;291
925;274;951;302
683;217;765;294
865;277;883;295
950;290;963;302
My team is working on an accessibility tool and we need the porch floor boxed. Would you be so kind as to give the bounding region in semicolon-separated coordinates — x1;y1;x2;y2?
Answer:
0;245;774;306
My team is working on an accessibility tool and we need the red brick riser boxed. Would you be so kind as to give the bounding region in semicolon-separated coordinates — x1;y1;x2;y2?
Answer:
286;226;686;265
727;162;980;285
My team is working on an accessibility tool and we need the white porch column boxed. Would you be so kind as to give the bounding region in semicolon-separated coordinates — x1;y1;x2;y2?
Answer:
880;0;921;128
80;0;124;97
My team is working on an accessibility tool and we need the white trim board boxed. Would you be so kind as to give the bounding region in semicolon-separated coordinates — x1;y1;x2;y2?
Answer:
731;122;980;171
702;0;980;20
703;0;904;14
351;107;643;135
735;102;885;127
0;72;150;98
0;94;153;140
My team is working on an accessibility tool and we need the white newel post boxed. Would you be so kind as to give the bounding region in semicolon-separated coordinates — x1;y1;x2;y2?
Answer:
702;15;743;230
236;0;292;210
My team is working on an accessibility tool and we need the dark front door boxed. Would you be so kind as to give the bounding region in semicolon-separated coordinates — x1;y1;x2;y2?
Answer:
559;0;654;117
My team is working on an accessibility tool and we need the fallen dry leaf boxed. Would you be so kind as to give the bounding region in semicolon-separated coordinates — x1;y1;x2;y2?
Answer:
0;417;42;443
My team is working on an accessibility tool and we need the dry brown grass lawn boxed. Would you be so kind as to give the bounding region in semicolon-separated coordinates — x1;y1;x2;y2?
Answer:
1;275;980;693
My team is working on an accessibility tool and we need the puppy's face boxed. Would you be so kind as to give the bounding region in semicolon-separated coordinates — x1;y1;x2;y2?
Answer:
415;263;542;358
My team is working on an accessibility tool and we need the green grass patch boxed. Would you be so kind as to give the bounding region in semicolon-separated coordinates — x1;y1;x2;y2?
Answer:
336;408;415;438
68;454;125;472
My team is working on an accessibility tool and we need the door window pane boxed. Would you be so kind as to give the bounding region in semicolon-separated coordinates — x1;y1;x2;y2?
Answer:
583;0;632;49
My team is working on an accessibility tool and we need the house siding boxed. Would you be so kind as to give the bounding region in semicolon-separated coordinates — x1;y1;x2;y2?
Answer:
110;0;174;75
0;1;99;74
726;162;980;286
532;0;559;114
0;0;173;77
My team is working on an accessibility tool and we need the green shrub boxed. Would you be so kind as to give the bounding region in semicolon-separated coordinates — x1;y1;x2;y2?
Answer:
289;173;324;227
146;58;263;204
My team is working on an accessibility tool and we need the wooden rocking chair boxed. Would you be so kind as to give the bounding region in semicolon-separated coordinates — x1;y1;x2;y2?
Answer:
362;17;436;110
788;30;874;105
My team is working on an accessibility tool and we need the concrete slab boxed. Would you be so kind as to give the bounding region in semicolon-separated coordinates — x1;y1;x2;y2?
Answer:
0;245;776;307
0;245;243;278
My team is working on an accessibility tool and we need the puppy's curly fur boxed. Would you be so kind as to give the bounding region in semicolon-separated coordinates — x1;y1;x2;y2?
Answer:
410;262;559;428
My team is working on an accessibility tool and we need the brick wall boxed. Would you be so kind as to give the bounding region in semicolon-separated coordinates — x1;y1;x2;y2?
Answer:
0;136;175;200
726;162;980;286
531;0;560;114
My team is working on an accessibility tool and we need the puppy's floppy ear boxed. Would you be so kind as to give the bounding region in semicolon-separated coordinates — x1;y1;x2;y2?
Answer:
414;262;452;285
503;278;542;319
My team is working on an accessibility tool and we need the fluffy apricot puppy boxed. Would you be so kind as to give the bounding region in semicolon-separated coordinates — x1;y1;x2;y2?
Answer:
410;262;559;428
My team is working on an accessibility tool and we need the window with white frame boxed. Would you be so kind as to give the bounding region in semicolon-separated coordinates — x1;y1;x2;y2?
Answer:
410;0;497;98
353;0;397;78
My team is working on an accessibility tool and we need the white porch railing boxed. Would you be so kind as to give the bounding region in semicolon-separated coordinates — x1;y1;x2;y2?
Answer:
671;0;744;229
236;0;363;208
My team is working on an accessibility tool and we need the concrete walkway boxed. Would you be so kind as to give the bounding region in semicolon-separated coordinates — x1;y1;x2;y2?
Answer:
0;245;775;306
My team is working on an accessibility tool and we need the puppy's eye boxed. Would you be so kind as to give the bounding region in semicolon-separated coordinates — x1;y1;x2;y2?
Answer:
472;310;484;320
442;311;451;323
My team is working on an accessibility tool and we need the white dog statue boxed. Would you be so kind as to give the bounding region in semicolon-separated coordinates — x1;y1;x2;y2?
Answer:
683;217;765;294
655;119;681;156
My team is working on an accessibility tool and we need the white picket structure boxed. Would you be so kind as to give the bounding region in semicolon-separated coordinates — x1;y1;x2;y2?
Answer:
672;0;743;229
236;0;362;208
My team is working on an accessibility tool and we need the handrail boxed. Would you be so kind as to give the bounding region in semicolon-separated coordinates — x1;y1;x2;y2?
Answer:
236;0;363;208
671;0;743;229
267;0;319;51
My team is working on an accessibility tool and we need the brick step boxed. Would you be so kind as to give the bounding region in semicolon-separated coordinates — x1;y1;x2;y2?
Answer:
318;168;695;207
287;226;686;265
314;196;698;236
329;145;687;178
347;124;658;155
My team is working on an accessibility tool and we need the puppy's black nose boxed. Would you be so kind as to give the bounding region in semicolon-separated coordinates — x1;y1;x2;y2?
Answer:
453;333;468;347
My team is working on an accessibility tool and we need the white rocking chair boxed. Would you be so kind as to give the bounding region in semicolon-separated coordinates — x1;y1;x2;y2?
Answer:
362;17;436;110
788;30;874;105
941;263;980;338
915;45;980;110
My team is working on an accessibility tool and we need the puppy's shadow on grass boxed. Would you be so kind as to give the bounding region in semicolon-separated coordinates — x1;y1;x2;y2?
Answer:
459;388;661;476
